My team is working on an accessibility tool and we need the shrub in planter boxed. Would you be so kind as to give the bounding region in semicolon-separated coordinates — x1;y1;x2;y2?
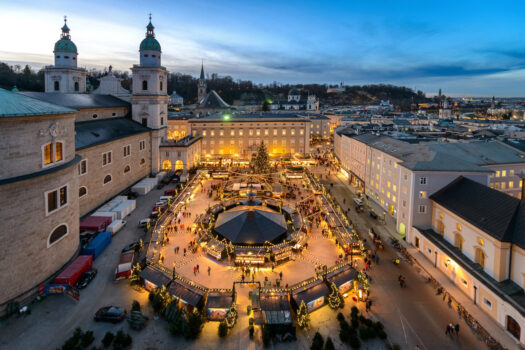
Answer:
185;311;204;339
81;330;95;348
324;337;335;350
218;320;228;338
337;312;345;323
131;300;141;312
378;330;387;340
351;306;359;316
102;332;114;347
339;329;350;344
359;326;369;340
311;332;324;350
349;334;361;350
113;330;132;350
262;325;272;348
351;317;359;329
374;321;384;331
364;318;373;327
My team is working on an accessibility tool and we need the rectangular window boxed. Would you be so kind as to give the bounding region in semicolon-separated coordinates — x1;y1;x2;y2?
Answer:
419;191;426;198
220;130;224;136
510;169;515;176
509;181;514;188
211;130;215;136
46;185;68;215
78;159;87;175
418;205;427;213
102;151;112;166
501;182;506;189
44;144;53;165
123;145;131;158
256;129;260;136
393;185;397;192
202;130;207;136
139;140;146;151
496;171;500;177
502;170;507;177
249;129;254;136
483;297;492;309
300;129;304;135
420;177;427;185
231;130;235;136
55;142;63;162
239;130;243;136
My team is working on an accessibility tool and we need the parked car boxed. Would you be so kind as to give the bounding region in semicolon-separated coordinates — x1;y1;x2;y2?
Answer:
139;218;153;227
75;269;98;289
94;306;127;323
122;242;139;253
156;182;165;190
369;210;378;219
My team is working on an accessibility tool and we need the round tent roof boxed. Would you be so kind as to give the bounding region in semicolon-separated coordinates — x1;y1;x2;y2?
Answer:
214;206;287;245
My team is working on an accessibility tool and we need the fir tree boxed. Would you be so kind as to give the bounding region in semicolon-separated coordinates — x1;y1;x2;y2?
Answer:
253;142;270;174
297;300;310;328
327;282;344;309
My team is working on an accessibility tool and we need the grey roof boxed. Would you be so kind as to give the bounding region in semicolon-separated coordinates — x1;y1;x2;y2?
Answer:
206;292;234;309
198;90;230;108
393;119;411;126
351;134;525;172
19;92;130;109
140;266;172;288
291;279;329;305
504;140;525;153
168;279;206;306
191;112;310;123
260;294;291;311
214;206;287;245
0;88;75;117
430;176;525;246
75;117;151;150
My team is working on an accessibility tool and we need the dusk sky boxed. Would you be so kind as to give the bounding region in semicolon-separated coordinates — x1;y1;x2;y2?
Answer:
1;0;525;96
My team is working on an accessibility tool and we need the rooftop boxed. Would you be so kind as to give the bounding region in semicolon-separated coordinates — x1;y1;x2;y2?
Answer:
75;117;151;150
198;90;230;109
430;176;525;248
19;92;130;110
191;112;310;123
0;88;75;117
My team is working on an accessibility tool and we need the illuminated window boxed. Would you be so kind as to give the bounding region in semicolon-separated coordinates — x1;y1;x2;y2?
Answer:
502;182;506;189
46;185;68;215
419;191;426;198
454;233;463;251
475;248;485;267
496;171;500;177
502;170;507;177
230;130;235;136
239;130;243;136
264;129;269;136
510;169;515;176
220;130;224;136
393;185;397;192
387;181;391;188
211;130;215;136
300;129;304;135
509;181;514;188
392;196;396;203
43;142;64;166
124;165;131;173
436;220;444;235
203;130;207;136
456;223;462;231
477;237;485;246
394;163;398;168
249;129;254;136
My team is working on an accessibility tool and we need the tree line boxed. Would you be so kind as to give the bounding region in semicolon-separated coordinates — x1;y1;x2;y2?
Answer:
0;62;429;106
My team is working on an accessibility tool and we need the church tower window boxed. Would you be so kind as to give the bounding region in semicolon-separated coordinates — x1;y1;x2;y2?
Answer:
142;80;148;90
74;82;79;91
54;81;60;91
160;81;163;91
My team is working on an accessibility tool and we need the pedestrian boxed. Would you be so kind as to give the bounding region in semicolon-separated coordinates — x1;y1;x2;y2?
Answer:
279;271;283;280
193;266;197;276
183;248;186;256
455;323;460;335
196;264;200;273
208;266;211;276
365;300;370;312
445;324;451;335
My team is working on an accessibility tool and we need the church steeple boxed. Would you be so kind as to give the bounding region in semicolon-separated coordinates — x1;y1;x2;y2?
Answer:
198;61;207;103
200;61;205;80
61;16;71;40
146;13;155;38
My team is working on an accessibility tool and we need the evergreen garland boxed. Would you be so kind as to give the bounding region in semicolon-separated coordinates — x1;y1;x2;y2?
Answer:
328;282;344;309
297;300;310;328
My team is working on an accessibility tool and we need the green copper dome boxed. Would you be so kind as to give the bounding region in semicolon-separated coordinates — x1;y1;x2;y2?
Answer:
54;38;77;53
140;37;161;51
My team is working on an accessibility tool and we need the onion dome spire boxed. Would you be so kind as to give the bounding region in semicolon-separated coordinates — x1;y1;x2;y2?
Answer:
61;16;71;40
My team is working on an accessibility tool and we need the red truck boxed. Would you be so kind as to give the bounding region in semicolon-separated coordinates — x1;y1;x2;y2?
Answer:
114;251;135;280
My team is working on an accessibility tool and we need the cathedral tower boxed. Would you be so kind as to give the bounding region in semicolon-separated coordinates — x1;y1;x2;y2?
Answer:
198;62;207;103
131;15;169;173
44;17;87;93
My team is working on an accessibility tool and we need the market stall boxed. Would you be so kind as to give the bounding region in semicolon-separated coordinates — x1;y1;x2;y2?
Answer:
323;264;357;296
291;279;329;313
167;278;207;311
205;291;235;321
140;265;172;291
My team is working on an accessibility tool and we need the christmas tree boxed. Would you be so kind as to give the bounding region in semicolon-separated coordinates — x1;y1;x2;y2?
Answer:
327;282;344;309
253;142;270;174
297;300;310;328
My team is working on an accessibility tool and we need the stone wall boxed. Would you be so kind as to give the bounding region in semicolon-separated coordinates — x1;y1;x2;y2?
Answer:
75;106;129;122
77;132;152;216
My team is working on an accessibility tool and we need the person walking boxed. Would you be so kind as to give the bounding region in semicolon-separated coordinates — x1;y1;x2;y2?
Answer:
454;323;460;336
445;324;451;335
279;271;283;280
208;266;211;276
196;264;200;273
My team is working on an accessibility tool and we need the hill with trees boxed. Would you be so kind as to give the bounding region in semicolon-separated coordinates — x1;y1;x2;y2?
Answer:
0;61;429;108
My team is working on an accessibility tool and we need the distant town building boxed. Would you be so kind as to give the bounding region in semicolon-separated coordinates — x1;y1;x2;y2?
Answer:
169;91;184;106
270;88;319;111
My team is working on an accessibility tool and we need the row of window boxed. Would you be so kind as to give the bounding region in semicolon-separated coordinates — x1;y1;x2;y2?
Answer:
201;129;305;137
490;180;523;190
493;169;523;178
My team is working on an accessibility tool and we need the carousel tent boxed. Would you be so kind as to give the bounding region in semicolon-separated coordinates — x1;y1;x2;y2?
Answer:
214;205;287;245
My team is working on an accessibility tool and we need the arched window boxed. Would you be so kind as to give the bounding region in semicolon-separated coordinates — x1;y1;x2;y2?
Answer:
103;175;112;184
475;247;485;268
175;160;184;171
79;186;87;198
160;81;163;91
74;82;79;91
507;316;521;340
454;233;463;251
124;165;130;173
54;81;60;91
142;80;148;90
48;224;68;247
162;160;172;171
140;158;145;165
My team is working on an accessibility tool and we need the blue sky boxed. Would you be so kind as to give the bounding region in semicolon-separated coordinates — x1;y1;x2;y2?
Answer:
1;0;525;96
